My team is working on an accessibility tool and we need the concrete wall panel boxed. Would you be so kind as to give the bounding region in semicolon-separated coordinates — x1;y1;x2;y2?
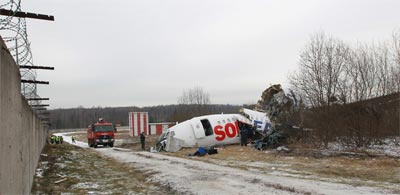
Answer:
0;37;48;194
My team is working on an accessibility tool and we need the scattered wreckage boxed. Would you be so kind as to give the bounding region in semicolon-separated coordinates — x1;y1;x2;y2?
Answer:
157;84;301;152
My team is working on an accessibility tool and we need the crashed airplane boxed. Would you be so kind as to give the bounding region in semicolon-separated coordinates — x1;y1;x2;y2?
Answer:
157;108;271;152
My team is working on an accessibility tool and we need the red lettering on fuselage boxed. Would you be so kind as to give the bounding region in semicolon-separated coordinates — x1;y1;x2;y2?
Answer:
214;125;225;141
225;123;236;138
214;122;238;141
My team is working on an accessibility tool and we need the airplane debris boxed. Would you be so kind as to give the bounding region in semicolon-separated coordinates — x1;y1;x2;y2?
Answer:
157;84;301;152
276;146;291;153
188;147;218;157
254;84;302;150
257;84;297;125
157;108;271;152
54;178;67;184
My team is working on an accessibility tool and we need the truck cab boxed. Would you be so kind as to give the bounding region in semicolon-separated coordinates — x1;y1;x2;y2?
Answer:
87;118;115;148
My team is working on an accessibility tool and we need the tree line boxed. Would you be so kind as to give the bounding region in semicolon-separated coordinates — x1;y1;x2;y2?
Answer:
48;104;242;129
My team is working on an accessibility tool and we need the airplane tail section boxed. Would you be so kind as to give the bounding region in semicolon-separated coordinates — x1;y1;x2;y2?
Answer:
241;108;271;133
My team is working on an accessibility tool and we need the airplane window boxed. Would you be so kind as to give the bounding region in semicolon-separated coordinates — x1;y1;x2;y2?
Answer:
217;121;221;124
227;118;231;122
222;119;226;123
201;119;213;136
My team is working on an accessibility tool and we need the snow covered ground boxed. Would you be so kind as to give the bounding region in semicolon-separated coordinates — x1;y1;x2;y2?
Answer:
327;137;400;158
368;138;400;157
56;133;397;195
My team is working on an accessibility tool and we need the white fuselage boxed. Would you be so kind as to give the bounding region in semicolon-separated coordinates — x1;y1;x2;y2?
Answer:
163;109;270;151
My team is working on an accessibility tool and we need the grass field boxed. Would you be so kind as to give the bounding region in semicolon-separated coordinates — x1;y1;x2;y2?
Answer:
31;142;175;194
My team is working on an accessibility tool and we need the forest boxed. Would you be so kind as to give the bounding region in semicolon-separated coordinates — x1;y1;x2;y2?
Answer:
48;104;244;129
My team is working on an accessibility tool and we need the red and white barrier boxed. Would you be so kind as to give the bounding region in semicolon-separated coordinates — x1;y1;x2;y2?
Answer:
129;112;148;137
129;112;175;137
148;122;175;135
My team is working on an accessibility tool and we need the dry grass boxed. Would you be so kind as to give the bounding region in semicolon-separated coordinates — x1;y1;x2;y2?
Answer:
164;144;400;193
31;142;175;194
55;131;400;193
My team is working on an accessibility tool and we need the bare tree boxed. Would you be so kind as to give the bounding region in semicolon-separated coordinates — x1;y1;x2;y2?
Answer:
168;87;212;122
178;87;211;105
344;30;400;103
389;29;400;93
290;32;349;107
289;31;400;148
289;33;351;146
345;44;379;102
291;31;399;106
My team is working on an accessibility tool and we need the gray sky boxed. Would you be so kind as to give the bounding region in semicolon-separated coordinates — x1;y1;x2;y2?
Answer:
23;0;399;108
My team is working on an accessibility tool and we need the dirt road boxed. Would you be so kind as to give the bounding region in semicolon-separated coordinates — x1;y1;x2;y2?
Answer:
52;133;396;195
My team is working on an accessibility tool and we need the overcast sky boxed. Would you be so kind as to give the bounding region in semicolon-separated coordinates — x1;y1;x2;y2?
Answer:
23;0;399;108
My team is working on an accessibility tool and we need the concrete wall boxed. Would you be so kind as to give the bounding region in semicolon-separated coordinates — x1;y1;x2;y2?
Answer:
0;37;48;194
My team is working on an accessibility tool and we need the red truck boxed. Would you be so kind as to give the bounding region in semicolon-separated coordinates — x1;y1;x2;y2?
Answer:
87;118;115;148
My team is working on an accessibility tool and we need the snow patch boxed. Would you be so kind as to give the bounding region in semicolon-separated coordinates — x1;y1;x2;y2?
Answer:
71;182;99;189
55;133;89;148
368;138;400;157
327;137;400;158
